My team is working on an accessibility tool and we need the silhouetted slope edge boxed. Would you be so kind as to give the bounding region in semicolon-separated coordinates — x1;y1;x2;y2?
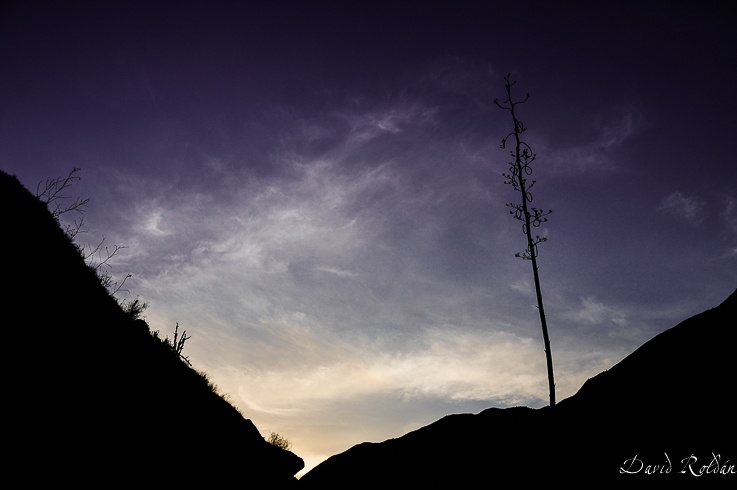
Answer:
1;170;303;485
301;290;736;485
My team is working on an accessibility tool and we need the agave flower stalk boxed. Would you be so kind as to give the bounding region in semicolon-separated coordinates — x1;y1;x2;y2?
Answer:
494;74;556;406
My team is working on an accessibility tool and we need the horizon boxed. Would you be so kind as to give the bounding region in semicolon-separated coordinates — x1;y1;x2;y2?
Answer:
2;0;736;476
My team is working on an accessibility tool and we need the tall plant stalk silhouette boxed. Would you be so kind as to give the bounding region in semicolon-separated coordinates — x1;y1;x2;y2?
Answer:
494;74;556;406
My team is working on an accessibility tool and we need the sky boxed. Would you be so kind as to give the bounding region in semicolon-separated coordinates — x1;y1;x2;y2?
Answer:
2;0;736;476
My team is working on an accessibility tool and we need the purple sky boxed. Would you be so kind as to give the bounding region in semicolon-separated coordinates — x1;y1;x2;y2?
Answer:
2;0;736;474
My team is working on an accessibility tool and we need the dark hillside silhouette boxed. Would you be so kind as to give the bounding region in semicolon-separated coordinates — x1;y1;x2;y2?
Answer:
1;170;303;486
301;290;736;485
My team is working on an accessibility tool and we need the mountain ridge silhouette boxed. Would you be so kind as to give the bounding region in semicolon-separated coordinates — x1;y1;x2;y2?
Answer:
300;290;736;485
2;170;303;486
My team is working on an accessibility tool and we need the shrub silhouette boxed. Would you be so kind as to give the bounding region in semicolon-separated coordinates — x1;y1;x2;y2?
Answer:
122;297;149;320
152;321;193;366
267;432;292;451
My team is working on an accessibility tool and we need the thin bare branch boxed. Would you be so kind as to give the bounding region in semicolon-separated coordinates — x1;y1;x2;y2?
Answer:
36;167;90;220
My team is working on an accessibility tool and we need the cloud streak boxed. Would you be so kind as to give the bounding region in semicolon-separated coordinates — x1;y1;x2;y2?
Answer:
658;191;705;226
541;105;647;174
196;320;618;476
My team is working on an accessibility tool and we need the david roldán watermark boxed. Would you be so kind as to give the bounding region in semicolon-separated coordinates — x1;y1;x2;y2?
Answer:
620;453;735;476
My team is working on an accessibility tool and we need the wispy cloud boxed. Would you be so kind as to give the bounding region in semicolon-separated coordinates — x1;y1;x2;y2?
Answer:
103;89;515;356
657;191;705;226
720;194;737;236
572;296;628;328
189;320;620;476
543;105;647;174
594;106;647;149
509;278;532;294
217;329;549;410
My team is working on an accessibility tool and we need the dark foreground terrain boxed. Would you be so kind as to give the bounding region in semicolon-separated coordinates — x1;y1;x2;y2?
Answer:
2;170;303;486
